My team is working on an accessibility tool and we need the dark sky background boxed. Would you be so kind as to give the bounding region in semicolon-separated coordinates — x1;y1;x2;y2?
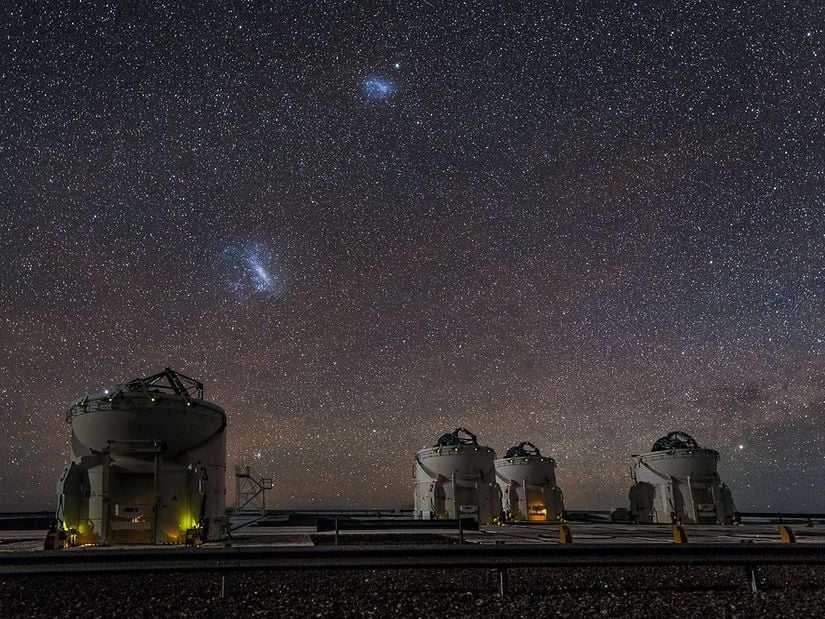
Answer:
1;1;823;512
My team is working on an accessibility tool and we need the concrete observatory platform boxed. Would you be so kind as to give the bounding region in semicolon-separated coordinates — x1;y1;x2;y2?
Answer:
629;431;736;524
413;428;500;523
495;441;564;521
55;368;227;545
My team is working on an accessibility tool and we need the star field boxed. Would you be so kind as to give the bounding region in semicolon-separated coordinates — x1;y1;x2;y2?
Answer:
0;1;823;511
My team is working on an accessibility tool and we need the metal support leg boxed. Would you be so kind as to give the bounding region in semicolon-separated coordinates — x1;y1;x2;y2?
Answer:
334;518;339;546
458;518;465;544
221;575;226;598
498;568;508;597
745;565;759;593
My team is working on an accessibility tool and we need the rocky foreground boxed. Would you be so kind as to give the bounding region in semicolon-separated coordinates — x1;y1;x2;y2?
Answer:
2;565;824;618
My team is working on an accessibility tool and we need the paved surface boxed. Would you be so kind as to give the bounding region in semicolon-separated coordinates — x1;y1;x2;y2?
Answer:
228;522;825;547
475;522;825;545
2;521;823;552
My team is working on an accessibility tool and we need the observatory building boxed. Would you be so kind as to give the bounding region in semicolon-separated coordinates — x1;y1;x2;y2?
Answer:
629;431;736;524
55;368;227;545
413;428;499;523
495;441;564;521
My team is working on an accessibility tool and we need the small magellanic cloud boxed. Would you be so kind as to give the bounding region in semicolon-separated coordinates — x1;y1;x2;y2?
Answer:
362;77;395;100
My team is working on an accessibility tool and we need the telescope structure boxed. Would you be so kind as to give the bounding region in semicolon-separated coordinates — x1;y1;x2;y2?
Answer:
629;431;736;524
495;441;564;521
413;428;500;523
55;368;227;545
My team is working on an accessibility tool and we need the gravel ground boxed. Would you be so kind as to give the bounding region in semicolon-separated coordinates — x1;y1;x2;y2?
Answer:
2;565;824;618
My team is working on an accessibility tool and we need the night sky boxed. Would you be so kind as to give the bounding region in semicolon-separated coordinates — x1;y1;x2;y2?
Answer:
1;2;823;512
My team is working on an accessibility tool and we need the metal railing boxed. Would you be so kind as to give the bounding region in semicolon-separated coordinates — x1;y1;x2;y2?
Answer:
3;543;824;595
